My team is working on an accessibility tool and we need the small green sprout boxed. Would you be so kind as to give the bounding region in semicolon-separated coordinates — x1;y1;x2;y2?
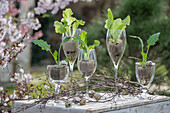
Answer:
76;30;100;60
130;32;160;67
32;39;69;65
54;8;85;38
105;8;130;43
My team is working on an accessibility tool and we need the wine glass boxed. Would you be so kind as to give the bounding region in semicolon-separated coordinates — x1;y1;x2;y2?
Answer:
62;29;81;90
136;61;155;98
106;29;126;79
106;29;126;101
47;63;69;94
77;49;97;98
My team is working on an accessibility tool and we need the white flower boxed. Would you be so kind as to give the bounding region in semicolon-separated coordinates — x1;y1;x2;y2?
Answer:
0;0;9;16
24;95;29;99
18;43;25;48
5;97;9;102
20;68;24;74
44;84;49;89
3;103;8;106
0;87;3;91
34;7;46;15
27;12;34;18
10;78;15;82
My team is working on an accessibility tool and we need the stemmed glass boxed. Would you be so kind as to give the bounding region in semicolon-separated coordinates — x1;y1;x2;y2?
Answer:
106;29;126;79
47;63;69;95
136;61;155;98
62;29;81;89
106;29;126;100
77;49;97;98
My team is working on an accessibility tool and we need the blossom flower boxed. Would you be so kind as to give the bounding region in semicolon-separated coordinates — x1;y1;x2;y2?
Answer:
44;84;49;89
20;68;24;74
34;7;47;15
0;0;9;16
34;0;93;15
0;87;3;91
18;0;29;2
9;5;20;16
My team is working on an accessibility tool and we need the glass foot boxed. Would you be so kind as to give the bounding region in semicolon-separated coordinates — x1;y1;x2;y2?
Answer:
138;93;153;99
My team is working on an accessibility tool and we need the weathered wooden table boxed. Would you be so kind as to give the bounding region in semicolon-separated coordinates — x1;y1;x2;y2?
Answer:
12;95;170;113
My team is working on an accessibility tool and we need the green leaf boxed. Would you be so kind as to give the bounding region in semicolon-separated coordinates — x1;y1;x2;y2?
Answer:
88;40;100;50
112;18;122;31
32;40;50;51
93;40;100;47
105;19;113;29
108;8;114;21
123;15;130;25
79;30;87;45
104;9;114;29
141;52;147;67
65;58;69;63
139;62;146;67
61;36;71;46
53;50;58;61
73;37;87;48
147;32;160;46
88;45;94;50
62;8;73;18
117;24;126;30
61;8;76;25
42;14;50;18
105;8;130;44
113;29;124;43
72;20;85;36
141;52;147;61
54;21;66;34
78;20;85;25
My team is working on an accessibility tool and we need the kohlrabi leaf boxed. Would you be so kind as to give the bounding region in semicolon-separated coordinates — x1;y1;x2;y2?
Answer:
72;20;85;36
42;14;50;18
147;32;160;46
62;8;73;17
32;40;50;51
65;58;69;63
61;8;76;25
108;8;114;21
89;40;100;50
105;19;113;29
105;9;130;44
113;29;124;43
54;21;66;34
141;52;147;62
61;36;71;46
112;18;122;32
123;15;130;25
74;37;87;48
53;50;58;61
93;40;100;47
139;62;146;67
104;9;114;29
79;31;87;45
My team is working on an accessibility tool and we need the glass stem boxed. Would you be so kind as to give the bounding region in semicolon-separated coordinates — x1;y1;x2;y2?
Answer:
55;83;60;94
142;87;148;95
114;65;118;95
69;62;74;90
85;77;89;95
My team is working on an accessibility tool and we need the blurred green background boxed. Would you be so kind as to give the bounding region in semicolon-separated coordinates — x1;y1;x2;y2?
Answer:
31;0;170;94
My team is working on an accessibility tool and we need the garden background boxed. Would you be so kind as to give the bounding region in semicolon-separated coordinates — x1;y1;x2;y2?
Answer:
30;0;170;95
0;0;170;111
